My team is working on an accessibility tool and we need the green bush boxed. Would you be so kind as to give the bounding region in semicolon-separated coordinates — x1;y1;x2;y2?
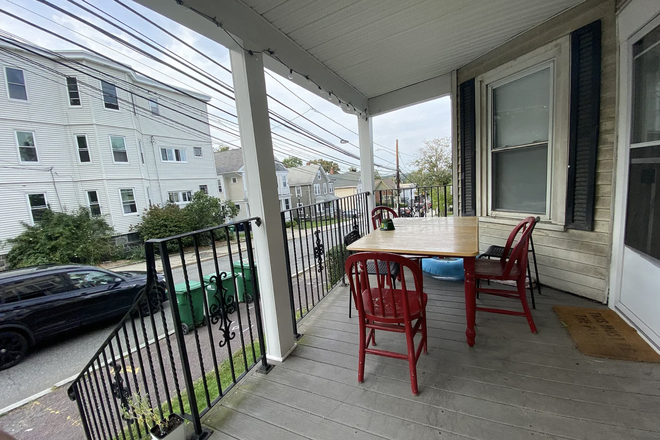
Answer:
325;243;348;289
7;208;117;268
284;220;298;228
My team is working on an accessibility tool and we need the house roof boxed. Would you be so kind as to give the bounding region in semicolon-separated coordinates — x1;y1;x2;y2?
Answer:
331;172;361;188
214;149;286;174
287;165;324;186
375;178;396;190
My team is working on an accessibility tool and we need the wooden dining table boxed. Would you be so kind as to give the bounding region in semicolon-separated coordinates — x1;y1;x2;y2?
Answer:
346;216;481;346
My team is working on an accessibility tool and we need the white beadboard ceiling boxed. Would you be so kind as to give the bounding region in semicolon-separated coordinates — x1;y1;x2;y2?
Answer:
239;0;584;99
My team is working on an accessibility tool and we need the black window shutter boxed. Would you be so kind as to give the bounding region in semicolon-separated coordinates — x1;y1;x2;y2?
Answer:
460;78;476;216
566;20;601;230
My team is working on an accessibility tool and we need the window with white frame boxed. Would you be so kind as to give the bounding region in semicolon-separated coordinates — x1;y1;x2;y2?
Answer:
193;147;203;158
76;135;90;163
323;183;328;194
110;136;128;163
297;202;303;208
489;64;552;215
28;193;47;223
281;175;287;187
101;80;119;110
160;147;187;162
218;181;223;193
199;185;208;194
235;203;241;211
231;177;238;184
314;184;321;195
66;77;81;106
5;67;27;101
317;170;321;180
284;198;291;210
168;191;192;204
149;99;159;115
16;131;37;162
87;191;101;216
120;189;137;214
329;183;334;192
295;186;302;197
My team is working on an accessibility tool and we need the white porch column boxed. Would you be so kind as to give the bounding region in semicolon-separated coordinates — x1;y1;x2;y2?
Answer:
358;117;375;224
230;48;296;362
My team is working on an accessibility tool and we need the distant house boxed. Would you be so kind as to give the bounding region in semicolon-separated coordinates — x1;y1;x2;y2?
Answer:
288;164;337;211
214;149;290;220
330;171;362;198
374;178;396;205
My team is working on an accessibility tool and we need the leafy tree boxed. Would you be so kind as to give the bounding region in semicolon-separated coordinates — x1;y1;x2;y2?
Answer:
373;169;382;180
215;146;230;152
309;159;340;174
282;156;303;168
7;208;117;268
183;191;239;231
348;166;358;172
407;137;453;216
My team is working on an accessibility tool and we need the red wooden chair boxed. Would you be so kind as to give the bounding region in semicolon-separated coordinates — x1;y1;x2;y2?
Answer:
371;206;398;230
474;217;537;333
346;252;428;395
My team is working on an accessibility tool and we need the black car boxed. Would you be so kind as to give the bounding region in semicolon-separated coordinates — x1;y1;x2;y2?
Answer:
0;264;166;370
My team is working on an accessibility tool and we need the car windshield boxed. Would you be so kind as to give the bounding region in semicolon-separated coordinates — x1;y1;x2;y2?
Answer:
66;270;118;289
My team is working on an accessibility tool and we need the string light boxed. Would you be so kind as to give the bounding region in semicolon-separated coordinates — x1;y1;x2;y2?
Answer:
175;0;368;120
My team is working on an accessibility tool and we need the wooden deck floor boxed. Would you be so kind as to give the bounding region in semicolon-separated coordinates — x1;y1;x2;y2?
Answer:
202;277;660;440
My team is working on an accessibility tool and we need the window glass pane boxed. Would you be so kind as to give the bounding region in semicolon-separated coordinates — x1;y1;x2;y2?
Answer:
6;67;25;84
67;77;81;105
17;131;34;146
492;144;548;214
6;67;27;100
625;146;660;261
101;81;119;110
29;193;48;222
149;100;159;115
194;147;202;157
17;131;38;162
493;68;550;149
632;24;660;144
111;136;125;151
77;136;90;162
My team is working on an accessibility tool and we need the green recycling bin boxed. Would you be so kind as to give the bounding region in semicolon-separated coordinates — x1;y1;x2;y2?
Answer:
174;281;205;334
232;260;257;303
203;273;237;316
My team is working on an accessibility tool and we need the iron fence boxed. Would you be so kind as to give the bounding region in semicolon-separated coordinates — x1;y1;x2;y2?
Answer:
281;192;371;334
68;218;268;440
374;185;453;217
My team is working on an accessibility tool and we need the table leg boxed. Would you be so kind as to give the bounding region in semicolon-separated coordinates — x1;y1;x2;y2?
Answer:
464;256;476;346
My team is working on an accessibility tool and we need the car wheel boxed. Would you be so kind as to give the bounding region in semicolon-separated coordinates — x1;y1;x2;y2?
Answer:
0;331;29;370
138;293;161;316
181;323;189;335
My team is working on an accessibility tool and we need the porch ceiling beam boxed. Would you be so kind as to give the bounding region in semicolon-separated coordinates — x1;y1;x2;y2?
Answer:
368;73;452;117
134;0;368;111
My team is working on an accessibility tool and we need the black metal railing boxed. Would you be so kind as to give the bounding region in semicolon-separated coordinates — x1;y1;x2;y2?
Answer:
68;218;268;440
281;192;370;335
374;185;453;217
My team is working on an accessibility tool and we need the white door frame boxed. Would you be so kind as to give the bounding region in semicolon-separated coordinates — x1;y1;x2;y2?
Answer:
609;0;660;349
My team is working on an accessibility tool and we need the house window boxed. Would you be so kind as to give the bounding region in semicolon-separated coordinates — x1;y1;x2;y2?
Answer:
297;202;303;208
218;181;223;193
16;131;37;162
101;80;119;110
120;189;137;214
317;170;321;180
67;77;81;106
284;198;290;210
295;186;302;197
110;136;128;163
235;203;241;211
28;193;47;223
149;99;159;115
160;148;187;162
193;147;203;158
199;185;208;194
329;183;334;193
282;175;287;187
87;191;101;216
168;191;192;204
490;66;552;215
5;67;27;100
314;184;321;195
76;135;90;163
231;177;238;184
323;183;328;194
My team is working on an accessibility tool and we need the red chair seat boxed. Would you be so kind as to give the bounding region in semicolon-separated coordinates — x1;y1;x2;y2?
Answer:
361;288;428;320
474;258;521;280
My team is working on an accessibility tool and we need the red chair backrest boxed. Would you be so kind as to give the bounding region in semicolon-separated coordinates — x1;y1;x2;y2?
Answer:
345;252;423;323
371;206;398;230
500;217;536;279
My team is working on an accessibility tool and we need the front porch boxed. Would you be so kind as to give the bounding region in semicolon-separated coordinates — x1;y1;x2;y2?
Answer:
201;278;660;440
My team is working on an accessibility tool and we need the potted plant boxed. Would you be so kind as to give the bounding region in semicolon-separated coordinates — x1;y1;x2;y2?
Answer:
121;393;185;440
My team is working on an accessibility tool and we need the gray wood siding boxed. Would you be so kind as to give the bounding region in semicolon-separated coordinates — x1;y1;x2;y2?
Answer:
455;0;616;302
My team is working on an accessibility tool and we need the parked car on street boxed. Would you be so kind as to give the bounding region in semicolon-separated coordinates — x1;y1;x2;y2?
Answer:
0;265;167;370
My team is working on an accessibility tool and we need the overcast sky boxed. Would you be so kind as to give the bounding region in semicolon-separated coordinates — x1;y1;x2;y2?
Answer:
0;0;451;173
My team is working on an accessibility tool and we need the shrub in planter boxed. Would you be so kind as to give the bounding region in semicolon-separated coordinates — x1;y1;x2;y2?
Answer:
325;243;348;289
122;393;185;440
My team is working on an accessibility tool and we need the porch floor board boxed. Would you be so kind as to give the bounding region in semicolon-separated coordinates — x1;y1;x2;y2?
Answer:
202;277;660;440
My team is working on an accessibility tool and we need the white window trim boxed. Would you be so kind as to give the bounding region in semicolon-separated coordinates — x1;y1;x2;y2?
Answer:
231;177;238;184
87;190;101;216
100;80;120;111
476;38;570;224
314;183;321;195
138;140;145;166
295;186;302;197
193;146;203;158
297;202;304;208
159;147;188;163
329;183;334;192
119;188;138;216
149;99;159;115
15;130;38;163
26;192;48;225
323;182;328;194
281;175;288;187
109;135;129;164
317;170;322;180
66;76;82;107
168;190;193;204
75;134;91;164
4;66;29;103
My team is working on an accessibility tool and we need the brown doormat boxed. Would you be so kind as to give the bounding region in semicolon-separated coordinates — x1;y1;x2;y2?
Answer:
553;306;660;362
